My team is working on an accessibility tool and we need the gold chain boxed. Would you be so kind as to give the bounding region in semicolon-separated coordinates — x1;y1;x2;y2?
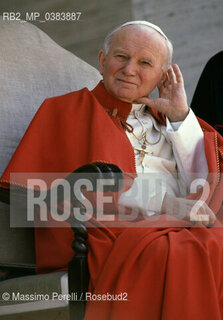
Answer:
131;126;162;146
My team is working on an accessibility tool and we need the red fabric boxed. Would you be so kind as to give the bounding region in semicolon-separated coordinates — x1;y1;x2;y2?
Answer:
1;81;223;319
0;82;135;187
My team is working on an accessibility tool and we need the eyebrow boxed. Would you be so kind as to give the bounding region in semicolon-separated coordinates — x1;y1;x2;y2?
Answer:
113;49;128;54
112;48;154;64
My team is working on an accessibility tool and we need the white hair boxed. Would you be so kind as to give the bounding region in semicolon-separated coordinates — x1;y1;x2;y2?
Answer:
103;20;173;70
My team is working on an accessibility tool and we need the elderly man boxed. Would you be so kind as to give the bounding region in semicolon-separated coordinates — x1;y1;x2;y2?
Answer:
1;21;223;319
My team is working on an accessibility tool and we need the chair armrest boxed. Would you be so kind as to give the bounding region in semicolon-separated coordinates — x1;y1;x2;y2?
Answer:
67;163;123;320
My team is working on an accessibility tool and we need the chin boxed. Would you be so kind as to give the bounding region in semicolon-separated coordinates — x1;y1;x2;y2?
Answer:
120;96;135;103
114;89;137;103
114;94;135;103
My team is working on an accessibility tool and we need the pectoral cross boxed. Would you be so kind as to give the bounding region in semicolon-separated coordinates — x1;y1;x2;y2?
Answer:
134;144;153;165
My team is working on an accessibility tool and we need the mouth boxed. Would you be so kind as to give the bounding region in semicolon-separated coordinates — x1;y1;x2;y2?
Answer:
116;79;137;86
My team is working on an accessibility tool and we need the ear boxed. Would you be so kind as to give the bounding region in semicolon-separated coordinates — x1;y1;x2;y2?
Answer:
157;70;168;88
98;50;106;75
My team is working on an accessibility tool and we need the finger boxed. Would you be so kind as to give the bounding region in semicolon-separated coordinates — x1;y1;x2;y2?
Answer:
167;67;176;84
173;64;184;84
200;205;216;227
133;96;155;107
201;216;210;227
163;72;169;86
206;208;216;227
188;202;209;225
134;97;165;114
195;205;216;227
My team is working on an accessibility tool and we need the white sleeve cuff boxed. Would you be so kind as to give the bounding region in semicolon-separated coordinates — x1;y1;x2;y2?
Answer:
166;109;192;132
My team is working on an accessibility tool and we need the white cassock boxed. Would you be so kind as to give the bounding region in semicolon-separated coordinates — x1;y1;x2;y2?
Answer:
118;104;209;215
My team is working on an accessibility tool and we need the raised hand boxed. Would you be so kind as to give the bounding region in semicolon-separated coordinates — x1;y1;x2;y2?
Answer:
135;64;190;122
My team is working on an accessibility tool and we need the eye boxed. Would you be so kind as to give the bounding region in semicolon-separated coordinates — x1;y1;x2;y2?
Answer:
115;54;127;60
141;60;152;66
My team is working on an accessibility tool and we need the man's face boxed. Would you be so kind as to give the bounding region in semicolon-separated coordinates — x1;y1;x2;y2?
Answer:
98;26;168;103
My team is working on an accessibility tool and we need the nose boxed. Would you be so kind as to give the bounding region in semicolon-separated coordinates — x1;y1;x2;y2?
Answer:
122;60;137;76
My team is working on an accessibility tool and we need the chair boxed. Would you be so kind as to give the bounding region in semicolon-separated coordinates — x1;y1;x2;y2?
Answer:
0;161;123;320
0;16;102;319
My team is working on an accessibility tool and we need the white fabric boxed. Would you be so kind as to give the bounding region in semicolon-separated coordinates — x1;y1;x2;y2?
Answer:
166;111;209;191
118;105;208;214
120;21;168;40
